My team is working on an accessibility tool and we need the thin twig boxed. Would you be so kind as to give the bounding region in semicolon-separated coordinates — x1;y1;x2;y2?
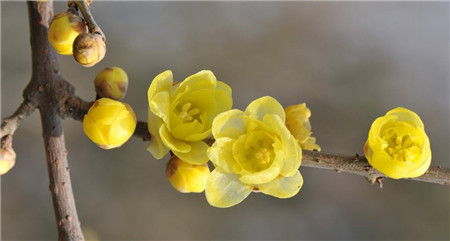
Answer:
72;0;105;41
302;150;450;186
1;100;36;138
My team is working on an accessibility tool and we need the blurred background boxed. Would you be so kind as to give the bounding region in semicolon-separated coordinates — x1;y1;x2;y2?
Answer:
1;1;449;240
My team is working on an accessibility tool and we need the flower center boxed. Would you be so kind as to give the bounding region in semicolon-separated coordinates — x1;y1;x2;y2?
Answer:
254;148;271;166
381;125;421;164
178;102;200;122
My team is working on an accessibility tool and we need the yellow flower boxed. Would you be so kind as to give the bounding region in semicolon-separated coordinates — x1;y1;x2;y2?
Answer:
147;70;232;164
285;103;321;151
48;12;87;55
364;107;431;179
206;96;303;208
83;98;137;149
94;67;129;100
166;155;210;193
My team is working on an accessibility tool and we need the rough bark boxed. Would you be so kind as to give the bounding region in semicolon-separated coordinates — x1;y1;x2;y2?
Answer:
27;2;84;240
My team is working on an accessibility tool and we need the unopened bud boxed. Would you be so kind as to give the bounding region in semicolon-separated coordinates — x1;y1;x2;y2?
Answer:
83;98;136;149
94;67;128;100
166;155;210;193
1;146;16;175
73;33;106;67
48;12;87;55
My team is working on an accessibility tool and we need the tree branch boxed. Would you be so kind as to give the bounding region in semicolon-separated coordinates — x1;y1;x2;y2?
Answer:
302;151;450;186
27;1;84;240
61;94;450;186
1;100;36;138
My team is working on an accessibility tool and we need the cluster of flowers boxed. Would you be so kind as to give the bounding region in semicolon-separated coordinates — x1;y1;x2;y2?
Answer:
143;70;431;207
1;69;433;207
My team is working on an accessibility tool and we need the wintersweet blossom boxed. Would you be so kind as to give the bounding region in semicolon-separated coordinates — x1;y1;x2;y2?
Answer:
285;103;320;151
147;70;232;164
364;107;431;179
206;96;303;208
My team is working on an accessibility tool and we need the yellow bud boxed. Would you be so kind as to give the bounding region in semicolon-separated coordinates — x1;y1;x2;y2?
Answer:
285;103;321;151
83;98;136;149
94;67;128;100
73;33;106;67
48;12;87;55
1;146;16;175
166;155;210;193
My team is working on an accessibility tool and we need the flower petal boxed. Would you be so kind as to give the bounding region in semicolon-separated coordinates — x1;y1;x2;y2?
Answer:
280;136;302;177
159;124;190;153
239;165;280;185
245;96;285;123
148;70;173;102
212;109;248;139
215;81;233;113
259;171;303;198
173;141;210;165
150;91;170;123
205;168;253;208
172;70;217;98
207;137;240;173
147;108;169;159
386;107;424;130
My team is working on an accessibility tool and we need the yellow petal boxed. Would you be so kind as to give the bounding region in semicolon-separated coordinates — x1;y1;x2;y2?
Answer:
259;171;303;198
159;124;191;153
205;168;253;208
239;165;281;185
245;96;285;123
405;135;432;178
280;136;302;177
148;70;173;103
215;81;233;113
150;91;170;123
207;137;240;174
173;141;210;165
212;109;248;139
147;107;169;159
83;114;107;145
174;70;217;96
386;107;424;130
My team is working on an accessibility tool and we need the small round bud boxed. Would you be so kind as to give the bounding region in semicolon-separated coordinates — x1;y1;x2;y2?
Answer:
1;146;16;175
73;33;106;67
83;98;136;149
94;67;129;100
48;12;87;55
166;155;210;193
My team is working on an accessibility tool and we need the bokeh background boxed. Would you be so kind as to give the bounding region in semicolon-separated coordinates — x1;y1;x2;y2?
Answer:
1;1;449;240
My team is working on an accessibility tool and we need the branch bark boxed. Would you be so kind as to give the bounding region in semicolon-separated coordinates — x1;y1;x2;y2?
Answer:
27;1;84;240
302;151;450;186
62;96;450;186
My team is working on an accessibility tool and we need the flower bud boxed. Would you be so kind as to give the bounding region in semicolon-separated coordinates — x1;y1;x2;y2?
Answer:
48;12;87;55
73;33;106;67
94;67;128;100
83;98;136;149
1;146;16;175
166;155;210;193
285;103;321;151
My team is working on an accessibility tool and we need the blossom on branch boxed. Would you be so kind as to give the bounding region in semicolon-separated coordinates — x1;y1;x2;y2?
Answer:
364;107;431;179
83;98;137;149
206;96;303;208
147;70;232;164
